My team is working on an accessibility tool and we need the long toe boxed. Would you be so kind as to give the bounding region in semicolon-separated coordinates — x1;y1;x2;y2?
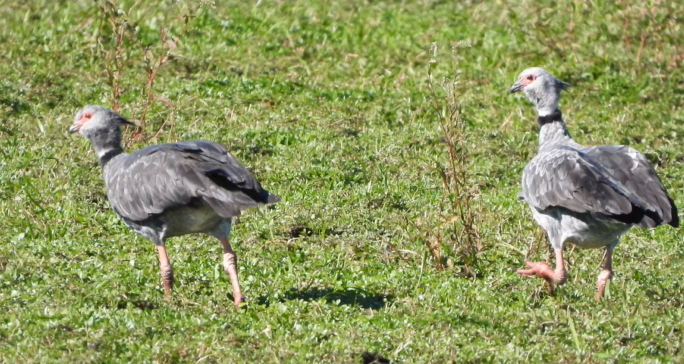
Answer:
163;285;171;301
516;261;553;278
596;269;613;301
234;295;246;310
516;261;556;294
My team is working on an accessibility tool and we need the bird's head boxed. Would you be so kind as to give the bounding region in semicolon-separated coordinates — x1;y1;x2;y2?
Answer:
69;105;134;138
509;67;570;115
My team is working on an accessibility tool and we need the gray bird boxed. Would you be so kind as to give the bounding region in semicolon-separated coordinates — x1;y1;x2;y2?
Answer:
69;105;279;308
510;68;678;300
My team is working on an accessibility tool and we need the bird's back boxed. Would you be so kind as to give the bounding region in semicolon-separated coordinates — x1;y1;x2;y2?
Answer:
523;142;677;229
103;140;279;225
581;145;678;228
523;145;637;249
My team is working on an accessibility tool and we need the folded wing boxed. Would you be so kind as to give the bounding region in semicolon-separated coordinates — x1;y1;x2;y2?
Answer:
522;147;663;226
583;145;678;228
105;141;279;221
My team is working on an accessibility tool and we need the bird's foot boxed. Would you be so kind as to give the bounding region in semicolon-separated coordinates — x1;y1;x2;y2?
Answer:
160;266;174;301
163;281;172;301
596;269;612;301
233;294;246;310
517;261;563;294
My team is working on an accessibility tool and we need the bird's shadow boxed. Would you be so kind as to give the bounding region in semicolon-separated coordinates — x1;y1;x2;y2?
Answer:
257;287;394;310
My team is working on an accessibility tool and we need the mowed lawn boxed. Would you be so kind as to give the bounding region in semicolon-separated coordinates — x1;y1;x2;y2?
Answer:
1;0;683;362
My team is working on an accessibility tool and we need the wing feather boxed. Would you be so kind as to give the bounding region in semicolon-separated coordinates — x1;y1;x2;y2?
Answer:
105;140;278;221
522;147;659;225
583;145;678;228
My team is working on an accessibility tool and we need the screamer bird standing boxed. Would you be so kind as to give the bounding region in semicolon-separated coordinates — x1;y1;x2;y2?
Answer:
69;105;279;308
510;68;678;300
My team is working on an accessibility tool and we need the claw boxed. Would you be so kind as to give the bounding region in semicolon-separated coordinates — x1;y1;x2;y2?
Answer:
234;295;246;310
596;248;614;301
516;261;554;278
596;269;613;301
516;261;563;294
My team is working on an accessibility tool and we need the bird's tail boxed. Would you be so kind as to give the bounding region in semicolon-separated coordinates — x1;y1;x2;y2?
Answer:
260;189;280;204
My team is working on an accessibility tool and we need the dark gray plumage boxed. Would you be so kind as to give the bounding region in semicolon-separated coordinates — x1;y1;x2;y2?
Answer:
105;141;277;229
583;145;677;228
522;145;668;227
70;105;278;308
510;68;678;300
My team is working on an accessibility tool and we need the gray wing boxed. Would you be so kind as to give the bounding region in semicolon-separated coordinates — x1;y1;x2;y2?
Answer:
522;147;660;225
105;140;279;221
583;145;678;228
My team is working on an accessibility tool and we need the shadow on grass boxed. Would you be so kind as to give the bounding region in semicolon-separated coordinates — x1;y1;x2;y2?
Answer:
115;297;157;311
258;287;394;310
645;286;684;307
361;352;391;364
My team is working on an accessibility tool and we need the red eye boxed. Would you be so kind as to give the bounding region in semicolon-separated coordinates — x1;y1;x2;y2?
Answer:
84;112;93;119
527;75;536;81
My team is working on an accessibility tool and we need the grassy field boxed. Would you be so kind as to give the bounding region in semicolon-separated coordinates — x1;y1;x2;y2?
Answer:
1;0;684;362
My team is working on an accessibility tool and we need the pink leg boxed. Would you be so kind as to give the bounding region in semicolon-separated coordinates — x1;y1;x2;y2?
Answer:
517;249;567;294
156;245;174;300
220;237;245;309
596;248;613;301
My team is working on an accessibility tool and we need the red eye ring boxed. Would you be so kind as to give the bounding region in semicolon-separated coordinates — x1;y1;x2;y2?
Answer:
526;75;536;81
84;112;93;119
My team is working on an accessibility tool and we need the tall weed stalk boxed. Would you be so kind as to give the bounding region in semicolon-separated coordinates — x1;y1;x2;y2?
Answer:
417;43;481;275
95;0;205;140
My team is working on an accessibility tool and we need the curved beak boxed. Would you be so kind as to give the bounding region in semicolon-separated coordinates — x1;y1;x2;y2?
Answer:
68;120;84;133
509;82;524;94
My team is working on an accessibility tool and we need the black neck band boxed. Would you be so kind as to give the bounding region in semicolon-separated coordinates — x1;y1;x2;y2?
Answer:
537;109;563;127
99;149;123;167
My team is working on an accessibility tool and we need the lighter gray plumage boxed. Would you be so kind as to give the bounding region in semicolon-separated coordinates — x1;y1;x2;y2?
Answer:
511;68;677;251
510;67;570;118
70;106;279;246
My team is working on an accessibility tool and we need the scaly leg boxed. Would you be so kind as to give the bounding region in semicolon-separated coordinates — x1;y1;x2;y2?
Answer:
220;237;245;309
517;249;567;294
596;248;613;301
156;245;174;300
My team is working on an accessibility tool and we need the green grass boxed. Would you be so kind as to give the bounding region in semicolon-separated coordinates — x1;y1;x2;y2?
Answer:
1;0;684;362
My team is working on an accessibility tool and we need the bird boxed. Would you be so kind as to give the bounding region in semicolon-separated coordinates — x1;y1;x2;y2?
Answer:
69;105;279;308
509;68;678;300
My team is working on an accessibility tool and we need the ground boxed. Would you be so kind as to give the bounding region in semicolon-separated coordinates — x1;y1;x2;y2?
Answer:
1;0;683;362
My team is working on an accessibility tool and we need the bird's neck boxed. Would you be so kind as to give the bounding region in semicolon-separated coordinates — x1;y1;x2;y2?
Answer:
98;148;124;167
87;129;125;167
537;109;573;147
527;87;560;118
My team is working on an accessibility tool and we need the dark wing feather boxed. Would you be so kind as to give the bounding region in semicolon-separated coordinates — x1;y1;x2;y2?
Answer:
105;140;278;221
522;147;660;225
583;145;678;228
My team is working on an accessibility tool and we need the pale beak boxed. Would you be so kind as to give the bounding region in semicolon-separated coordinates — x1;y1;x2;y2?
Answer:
68;120;84;133
509;82;524;94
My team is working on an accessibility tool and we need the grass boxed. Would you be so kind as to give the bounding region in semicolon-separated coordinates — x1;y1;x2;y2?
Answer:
1;0;683;362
